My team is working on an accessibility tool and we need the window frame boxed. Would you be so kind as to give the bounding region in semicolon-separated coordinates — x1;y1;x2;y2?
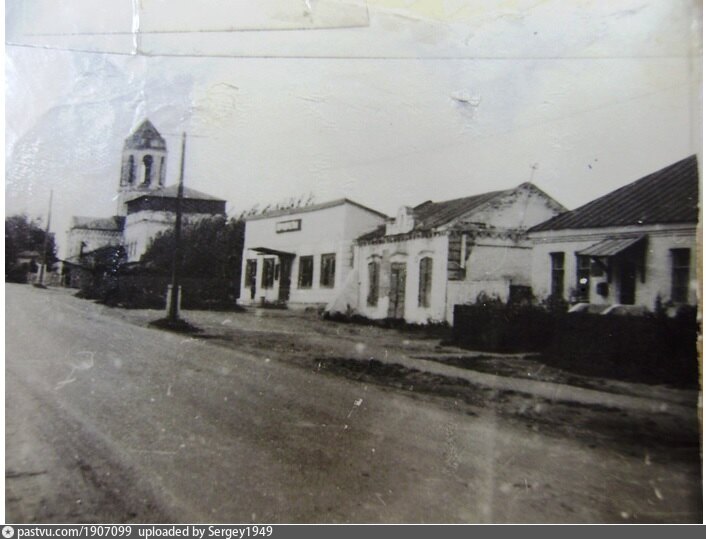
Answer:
367;260;380;307
418;256;433;308
550;252;565;299
575;254;591;302
320;253;336;288
670;248;690;303
298;255;314;289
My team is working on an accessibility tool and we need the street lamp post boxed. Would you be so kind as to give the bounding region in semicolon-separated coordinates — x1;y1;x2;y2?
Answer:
168;133;187;323
38;189;53;286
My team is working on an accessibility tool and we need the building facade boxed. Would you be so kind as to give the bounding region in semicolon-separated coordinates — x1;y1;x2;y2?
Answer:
239;199;387;307
528;155;699;311
352;182;566;324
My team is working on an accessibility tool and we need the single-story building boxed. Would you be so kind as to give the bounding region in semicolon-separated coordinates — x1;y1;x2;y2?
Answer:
350;182;566;324
528;155;699;311
239;198;387;307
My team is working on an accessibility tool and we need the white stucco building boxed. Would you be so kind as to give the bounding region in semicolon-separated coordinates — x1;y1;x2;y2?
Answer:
239;199;387;307
528;155;699;311
352;182;566;324
65;120;226;267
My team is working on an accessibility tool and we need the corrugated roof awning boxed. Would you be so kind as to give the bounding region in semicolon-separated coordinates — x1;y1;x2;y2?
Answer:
577;235;645;257
251;247;296;257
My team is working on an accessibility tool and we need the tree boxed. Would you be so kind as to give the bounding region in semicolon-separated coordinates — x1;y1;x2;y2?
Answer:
140;215;245;289
5;214;58;282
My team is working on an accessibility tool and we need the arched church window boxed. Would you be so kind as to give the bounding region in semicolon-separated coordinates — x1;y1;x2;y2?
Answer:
159;157;165;186
143;155;153;185
127;155;135;184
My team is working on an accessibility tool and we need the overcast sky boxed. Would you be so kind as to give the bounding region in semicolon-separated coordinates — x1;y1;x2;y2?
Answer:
5;0;702;257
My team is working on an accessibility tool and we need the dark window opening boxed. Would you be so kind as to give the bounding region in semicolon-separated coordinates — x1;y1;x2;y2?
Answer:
262;258;275;289
576;255;591;302
159;156;165;185
367;261;380;307
671;248;690;303
143;155;153;185
245;259;257;300
550;252;565;298
320;253;336;288
127;155;135;184
298;256;313;289
418;257;433;308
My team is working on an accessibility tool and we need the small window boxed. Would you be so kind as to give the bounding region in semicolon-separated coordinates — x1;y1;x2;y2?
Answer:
550;252;565;298
418;257;433;308
671;249;690;303
298;256;313;288
576;255;591;302
262;258;275;289
320;253;336;288
367;261;380;307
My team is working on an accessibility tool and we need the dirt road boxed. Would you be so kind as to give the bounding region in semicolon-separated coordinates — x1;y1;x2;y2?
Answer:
5;284;702;522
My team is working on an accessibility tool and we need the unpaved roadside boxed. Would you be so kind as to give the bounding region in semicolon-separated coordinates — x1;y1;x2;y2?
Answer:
95;298;701;466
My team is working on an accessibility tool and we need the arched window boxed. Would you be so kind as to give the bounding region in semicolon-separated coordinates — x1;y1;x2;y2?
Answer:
418;257;433;308
159;156;166;186
367;260;380;307
143;155;153;185
127;155;135;184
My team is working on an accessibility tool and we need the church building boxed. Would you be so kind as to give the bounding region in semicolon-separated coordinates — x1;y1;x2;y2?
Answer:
65;120;226;267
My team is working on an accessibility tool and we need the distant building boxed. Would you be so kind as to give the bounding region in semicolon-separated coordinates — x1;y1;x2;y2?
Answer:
66;216;124;260
65;120;226;272
240;199;387;307
528;155;699;311
352;182;565;323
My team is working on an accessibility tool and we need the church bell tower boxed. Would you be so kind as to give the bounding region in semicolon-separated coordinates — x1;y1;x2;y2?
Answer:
117;119;167;216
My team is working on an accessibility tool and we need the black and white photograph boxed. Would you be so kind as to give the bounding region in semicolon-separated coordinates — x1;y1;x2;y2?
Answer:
3;0;703;525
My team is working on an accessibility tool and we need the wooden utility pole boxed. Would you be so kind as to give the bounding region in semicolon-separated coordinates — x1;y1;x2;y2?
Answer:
168;133;186;322
38;189;53;286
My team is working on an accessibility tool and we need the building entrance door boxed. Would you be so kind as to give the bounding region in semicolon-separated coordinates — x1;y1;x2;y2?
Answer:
388;262;406;319
278;256;293;302
246;259;257;300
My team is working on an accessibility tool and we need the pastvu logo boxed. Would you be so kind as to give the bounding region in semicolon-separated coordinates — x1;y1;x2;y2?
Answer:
2;526;14;538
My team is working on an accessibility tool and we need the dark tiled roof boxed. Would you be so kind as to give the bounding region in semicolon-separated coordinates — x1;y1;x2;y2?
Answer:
355;182;562;242
413;190;505;230
124;119;166;151
530;155;700;232
128;185;225;202
70;216;125;231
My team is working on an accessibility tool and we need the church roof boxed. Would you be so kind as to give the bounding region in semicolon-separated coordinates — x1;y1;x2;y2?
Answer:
126;185;225;202
124;119;166;151
70;216;125;231
530;155;699;232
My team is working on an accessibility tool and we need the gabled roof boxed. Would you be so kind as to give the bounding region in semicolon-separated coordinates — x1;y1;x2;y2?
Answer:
530;155;700;232
124;119;166;151
126;185;225;203
412;190;506;230
358;182;563;242
245;198;387;221
70;216;125;231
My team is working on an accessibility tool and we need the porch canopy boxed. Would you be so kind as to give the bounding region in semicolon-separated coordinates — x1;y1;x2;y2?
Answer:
576;235;645;257
251;246;295;258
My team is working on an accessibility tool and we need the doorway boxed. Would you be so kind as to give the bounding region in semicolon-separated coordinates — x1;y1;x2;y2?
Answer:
278;256;293;302
388;262;406;319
